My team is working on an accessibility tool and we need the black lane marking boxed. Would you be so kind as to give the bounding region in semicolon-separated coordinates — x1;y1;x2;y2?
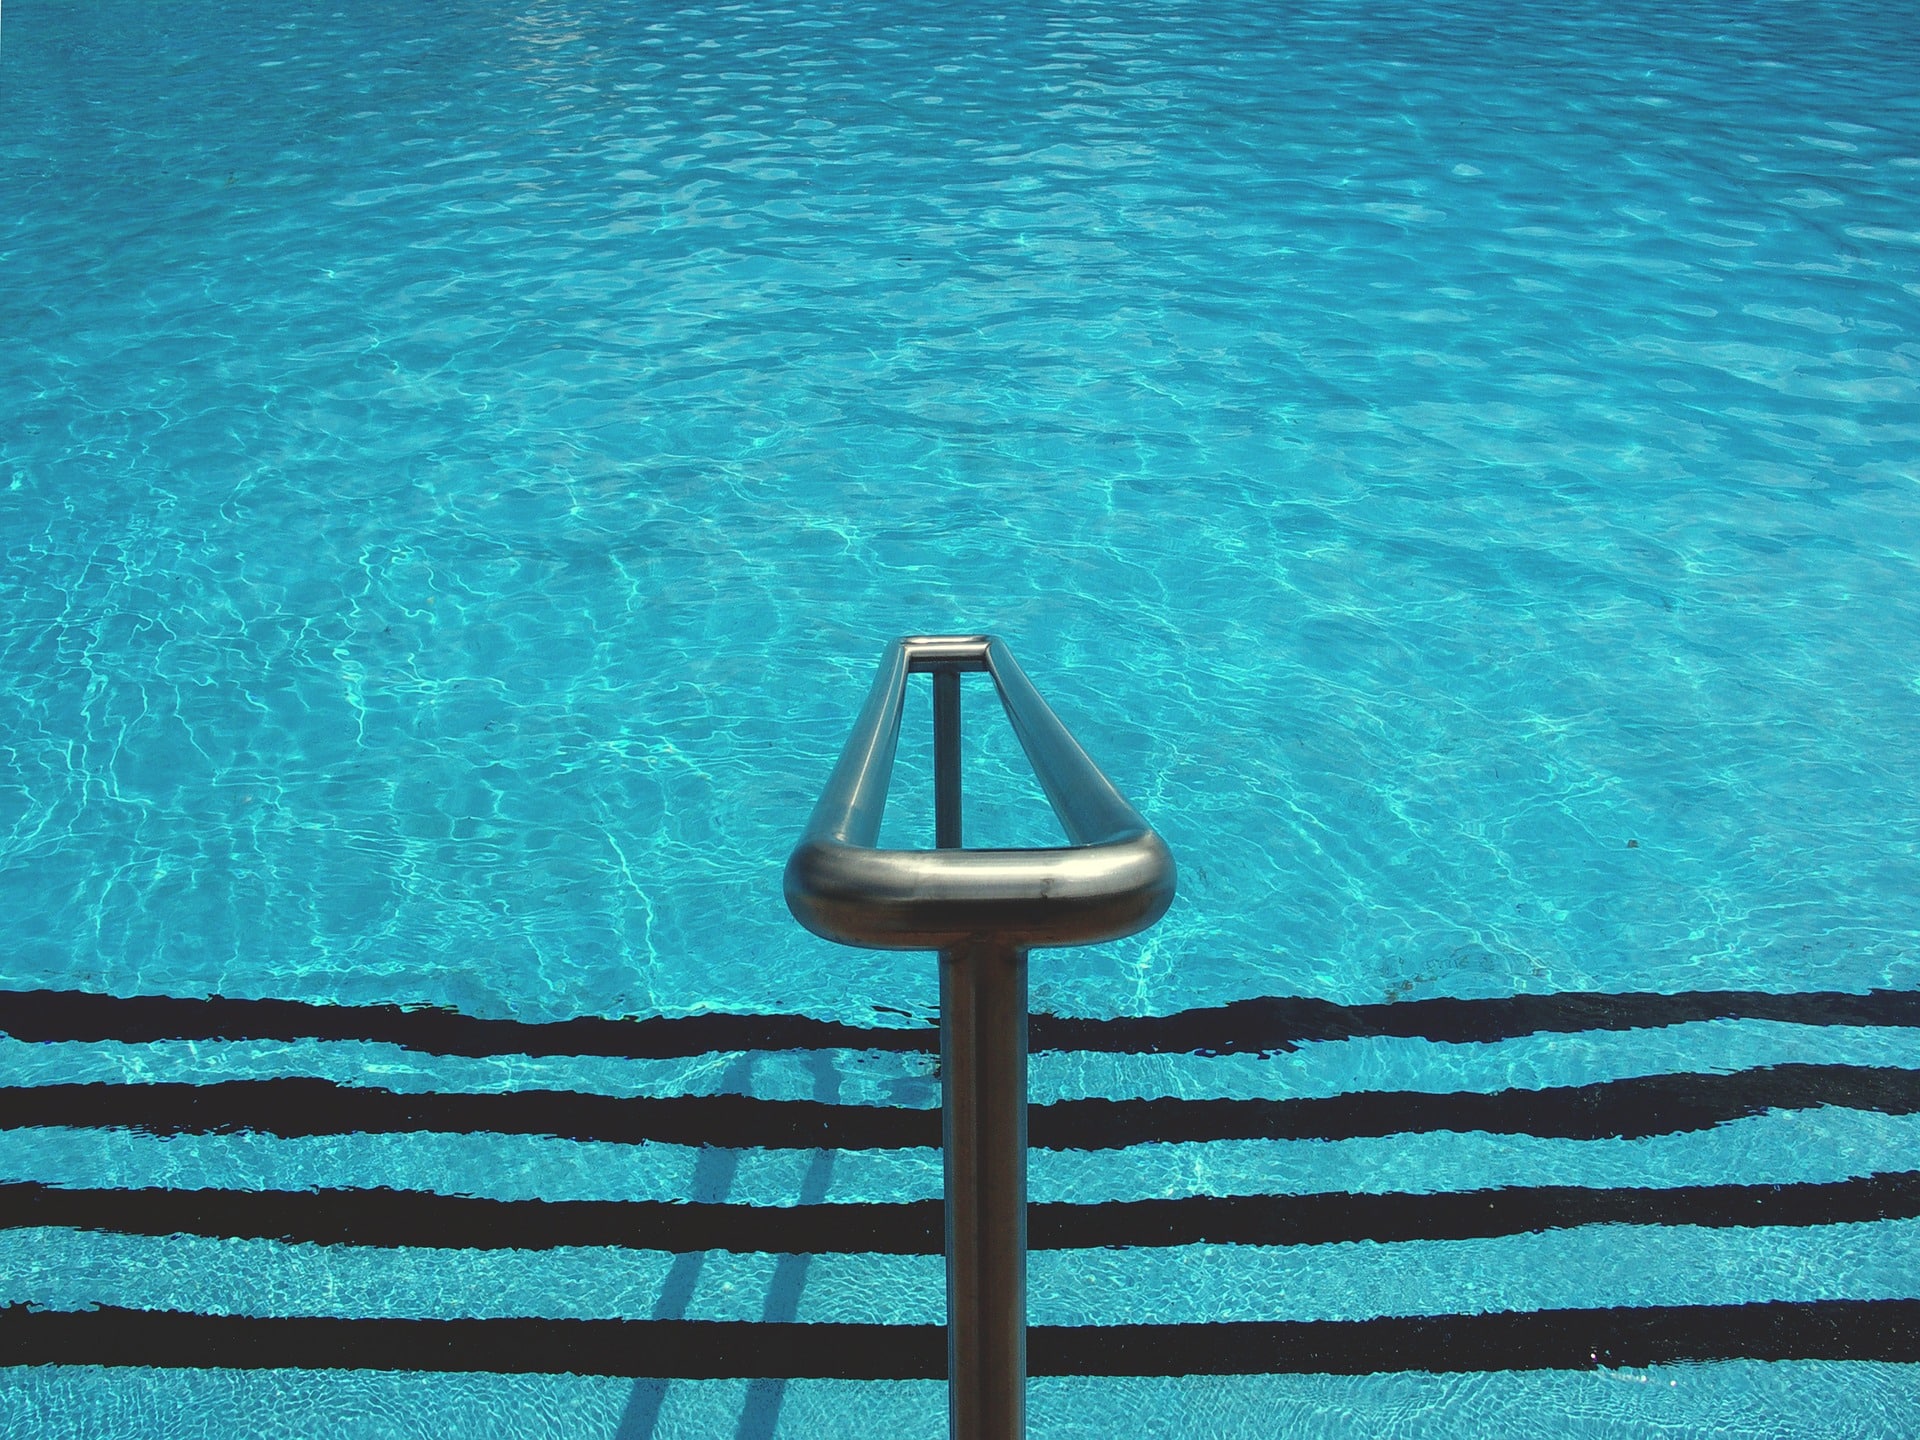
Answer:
0;989;928;1059
1032;988;1920;1055
1031;1064;1920;1149
0;1306;942;1379
4;1172;1917;1254
2;1301;1915;1376
5;1064;1920;1150
1040;1301;1920;1376
1042;1170;1920;1248
0;1080;939;1150
7;986;1918;1060
0;1184;943;1254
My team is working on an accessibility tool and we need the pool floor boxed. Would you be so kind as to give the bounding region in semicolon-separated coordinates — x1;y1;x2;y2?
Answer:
3;0;1919;1433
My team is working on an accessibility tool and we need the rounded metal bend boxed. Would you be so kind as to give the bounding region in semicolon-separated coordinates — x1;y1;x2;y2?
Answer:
785;828;1175;950
784;634;1176;954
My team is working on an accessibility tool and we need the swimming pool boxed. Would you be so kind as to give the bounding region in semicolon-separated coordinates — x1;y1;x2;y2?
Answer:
3;0;1918;1432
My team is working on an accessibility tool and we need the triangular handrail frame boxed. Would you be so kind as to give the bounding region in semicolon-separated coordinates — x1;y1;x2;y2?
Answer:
784;635;1176;952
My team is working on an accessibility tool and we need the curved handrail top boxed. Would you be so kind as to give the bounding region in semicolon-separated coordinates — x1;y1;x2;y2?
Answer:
787;635;1176;951
786;827;1173;950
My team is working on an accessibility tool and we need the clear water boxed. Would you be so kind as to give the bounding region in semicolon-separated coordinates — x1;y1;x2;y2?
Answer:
2;0;1919;1434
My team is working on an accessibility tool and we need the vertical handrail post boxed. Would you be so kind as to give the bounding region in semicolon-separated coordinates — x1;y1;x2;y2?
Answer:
940;937;1028;1440
936;663;1020;1436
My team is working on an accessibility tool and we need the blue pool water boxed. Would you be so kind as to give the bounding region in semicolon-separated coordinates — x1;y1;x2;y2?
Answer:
3;0;1919;1434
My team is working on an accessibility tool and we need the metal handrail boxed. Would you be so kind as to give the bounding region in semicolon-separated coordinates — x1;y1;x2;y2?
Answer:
785;635;1176;1440
786;635;1176;951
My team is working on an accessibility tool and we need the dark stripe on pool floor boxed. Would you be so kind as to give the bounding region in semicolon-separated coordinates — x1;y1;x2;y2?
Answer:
0;1081;935;1149
3;1172;1917;1253
6;986;1917;1059
0;989;925;1059
5;1064;1920;1148
1040;988;1920;1055
3;1300;1915;1376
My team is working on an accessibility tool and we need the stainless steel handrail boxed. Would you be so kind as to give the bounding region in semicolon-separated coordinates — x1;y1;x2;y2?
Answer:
785;635;1176;1440
786;635;1176;951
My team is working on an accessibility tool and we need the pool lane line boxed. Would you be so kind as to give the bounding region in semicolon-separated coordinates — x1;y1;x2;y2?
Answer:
1034;1063;1920;1146
3;1172;1918;1254
0;1080;938;1149
2;1300;1916;1376
0;989;928;1059
4;1063;1920;1149
1038;987;1920;1055
7;987;1920;1060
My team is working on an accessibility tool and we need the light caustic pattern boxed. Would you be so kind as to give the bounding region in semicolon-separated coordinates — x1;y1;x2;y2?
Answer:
2;0;1919;1436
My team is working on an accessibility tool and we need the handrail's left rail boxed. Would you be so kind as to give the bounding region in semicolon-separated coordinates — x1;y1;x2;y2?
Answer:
785;634;1176;1440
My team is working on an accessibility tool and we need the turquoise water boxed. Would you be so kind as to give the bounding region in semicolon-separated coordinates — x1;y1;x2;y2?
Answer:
3;0;1920;1434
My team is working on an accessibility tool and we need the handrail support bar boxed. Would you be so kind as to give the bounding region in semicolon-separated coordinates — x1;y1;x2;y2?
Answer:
934;668;962;850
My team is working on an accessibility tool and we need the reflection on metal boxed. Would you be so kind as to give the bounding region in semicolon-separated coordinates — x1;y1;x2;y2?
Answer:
786;635;1177;1440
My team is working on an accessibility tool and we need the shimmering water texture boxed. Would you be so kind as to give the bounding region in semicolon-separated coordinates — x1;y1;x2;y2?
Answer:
3;0;1919;1435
